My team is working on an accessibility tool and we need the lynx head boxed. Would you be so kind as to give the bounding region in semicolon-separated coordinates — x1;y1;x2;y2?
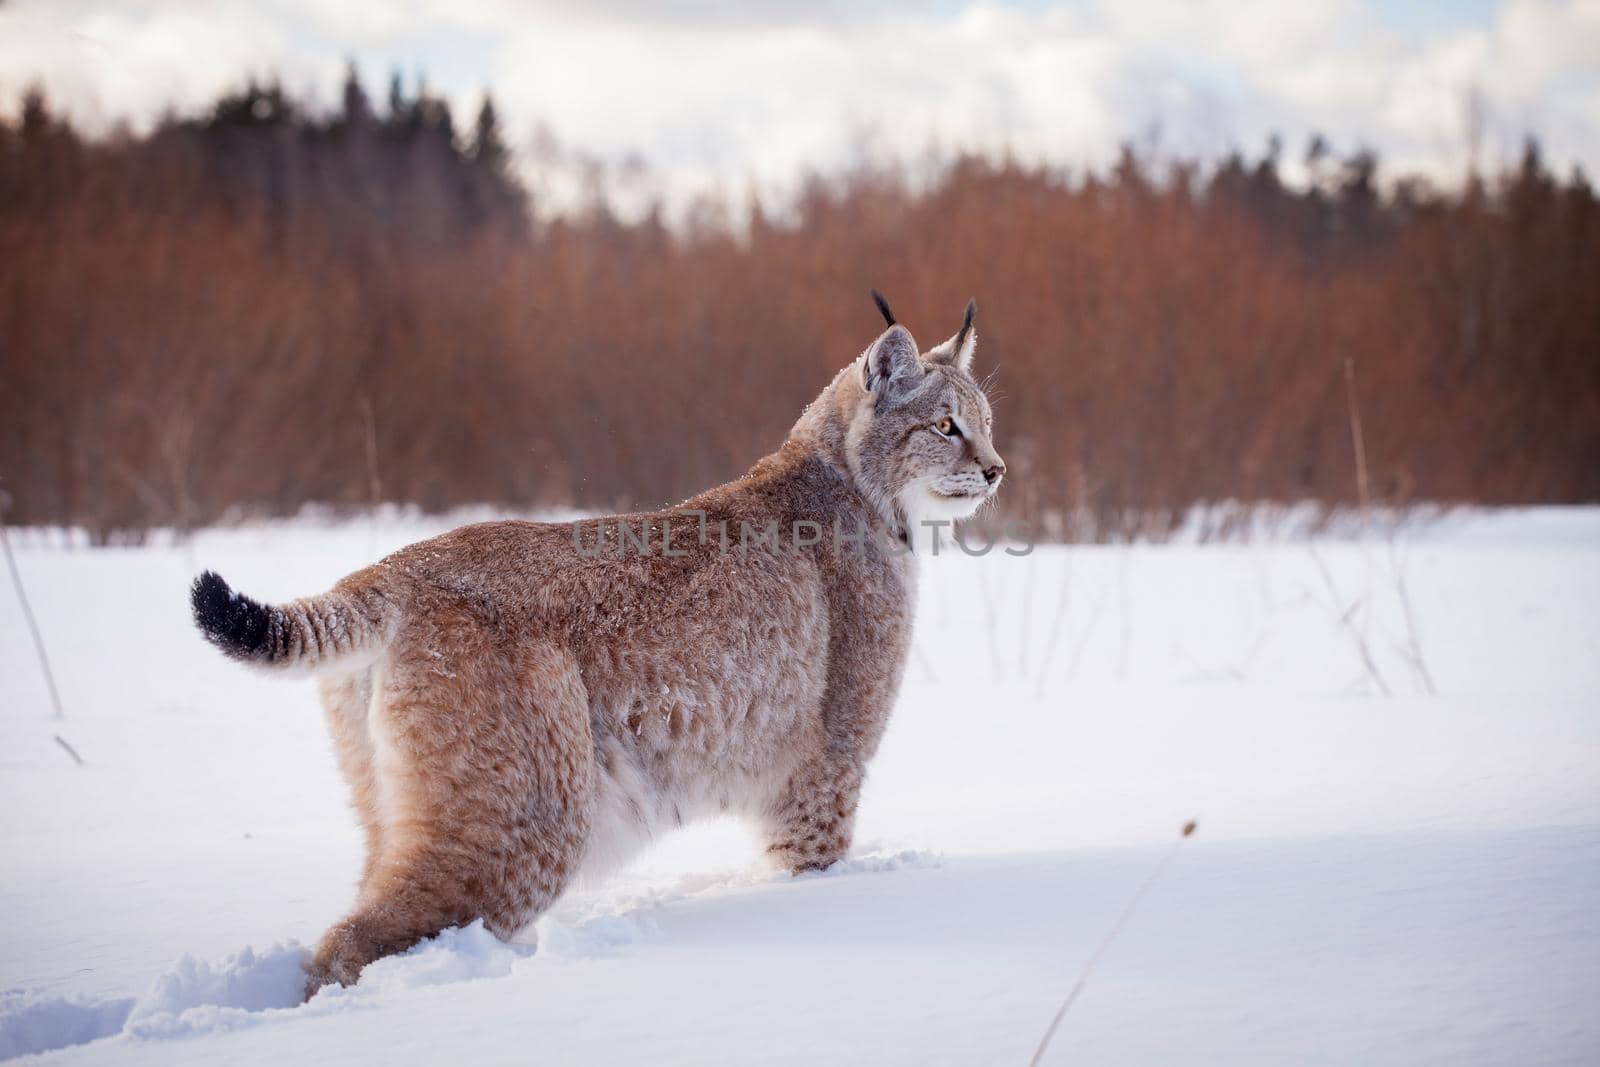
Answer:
839;293;1005;542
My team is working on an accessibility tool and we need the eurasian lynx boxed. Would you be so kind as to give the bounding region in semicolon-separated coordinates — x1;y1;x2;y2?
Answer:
191;293;1004;997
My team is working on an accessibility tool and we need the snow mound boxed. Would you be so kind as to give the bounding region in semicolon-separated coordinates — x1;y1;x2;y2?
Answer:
535;848;940;959
802;848;943;877
128;923;535;1039
666;847;944;893
534;911;660;960
0;923;539;1059
0;990;135;1060
123;942;308;1039
312;922;534;1002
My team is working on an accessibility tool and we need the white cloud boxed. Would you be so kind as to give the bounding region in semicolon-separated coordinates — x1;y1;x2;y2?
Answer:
1;0;1596;213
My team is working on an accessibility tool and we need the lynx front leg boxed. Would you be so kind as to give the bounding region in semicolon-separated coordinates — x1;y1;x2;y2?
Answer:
763;758;866;873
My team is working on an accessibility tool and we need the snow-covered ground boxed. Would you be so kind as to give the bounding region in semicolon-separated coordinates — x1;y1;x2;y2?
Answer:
2;509;1597;1064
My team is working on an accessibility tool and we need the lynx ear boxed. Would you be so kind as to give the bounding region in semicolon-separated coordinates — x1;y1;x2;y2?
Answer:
861;324;923;403
925;298;977;371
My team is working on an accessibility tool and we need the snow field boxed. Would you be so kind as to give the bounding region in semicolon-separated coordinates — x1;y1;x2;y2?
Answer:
2;509;1597;1063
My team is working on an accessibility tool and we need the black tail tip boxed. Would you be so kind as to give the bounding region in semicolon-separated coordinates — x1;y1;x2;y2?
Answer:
191;570;272;659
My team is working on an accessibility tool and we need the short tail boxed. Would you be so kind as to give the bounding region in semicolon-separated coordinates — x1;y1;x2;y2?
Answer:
190;570;396;673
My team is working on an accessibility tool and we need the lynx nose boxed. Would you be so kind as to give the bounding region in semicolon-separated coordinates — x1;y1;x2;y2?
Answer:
983;462;1006;485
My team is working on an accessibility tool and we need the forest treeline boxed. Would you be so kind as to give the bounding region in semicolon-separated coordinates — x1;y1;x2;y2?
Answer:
2;73;1597;542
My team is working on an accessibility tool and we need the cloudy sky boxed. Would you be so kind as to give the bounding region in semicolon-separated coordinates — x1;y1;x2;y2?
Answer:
3;0;1597;210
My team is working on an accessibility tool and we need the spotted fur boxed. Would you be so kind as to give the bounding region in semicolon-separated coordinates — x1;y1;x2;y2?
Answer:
191;297;1005;998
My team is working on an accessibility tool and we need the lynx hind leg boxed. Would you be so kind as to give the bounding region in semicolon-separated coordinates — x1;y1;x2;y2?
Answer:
763;758;866;874
318;671;385;887
305;614;594;999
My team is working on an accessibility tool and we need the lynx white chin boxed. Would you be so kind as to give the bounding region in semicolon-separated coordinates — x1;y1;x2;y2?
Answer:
899;485;988;552
925;488;987;521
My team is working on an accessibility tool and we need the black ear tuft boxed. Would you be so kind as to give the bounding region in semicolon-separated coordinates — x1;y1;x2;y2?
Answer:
956;297;976;348
924;298;978;370
870;289;896;328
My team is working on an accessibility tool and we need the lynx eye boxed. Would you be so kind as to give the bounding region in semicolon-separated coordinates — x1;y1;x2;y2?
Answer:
934;416;959;437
